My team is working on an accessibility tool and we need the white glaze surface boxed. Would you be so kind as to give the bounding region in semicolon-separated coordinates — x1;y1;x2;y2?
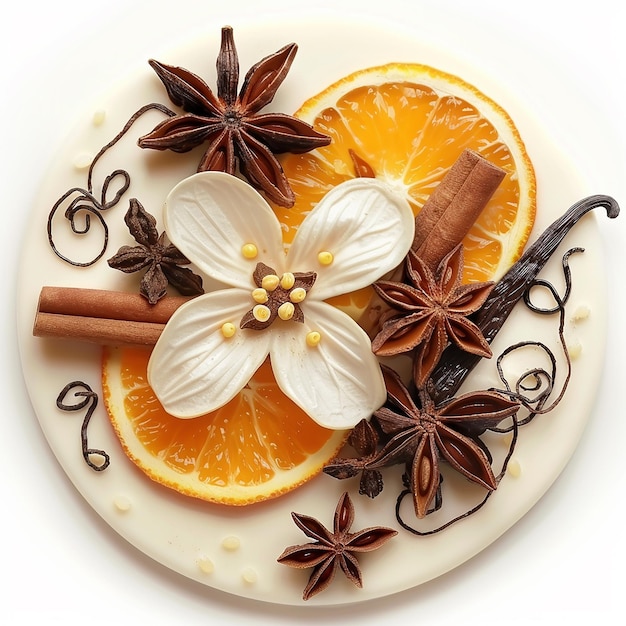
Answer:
3;0;625;623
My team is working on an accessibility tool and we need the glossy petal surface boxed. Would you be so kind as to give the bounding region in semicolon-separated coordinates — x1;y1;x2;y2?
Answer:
163;172;285;287
287;178;415;300
147;289;270;417
269;300;386;429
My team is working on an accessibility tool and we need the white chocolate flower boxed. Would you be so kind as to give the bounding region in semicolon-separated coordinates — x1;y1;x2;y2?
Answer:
148;172;415;429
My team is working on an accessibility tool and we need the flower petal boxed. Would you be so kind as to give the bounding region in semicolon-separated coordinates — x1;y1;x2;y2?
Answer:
269;300;386;429
286;178;415;300
147;289;270;417
163;172;285;288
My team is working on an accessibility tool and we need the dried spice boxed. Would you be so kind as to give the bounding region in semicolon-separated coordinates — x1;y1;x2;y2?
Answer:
372;244;494;388
323;419;384;498
326;367;520;519
429;194;620;403
107;199;204;304
138;26;331;207
277;492;397;600
412;149;505;272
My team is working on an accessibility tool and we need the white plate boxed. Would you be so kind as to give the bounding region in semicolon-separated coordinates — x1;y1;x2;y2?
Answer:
10;4;623;615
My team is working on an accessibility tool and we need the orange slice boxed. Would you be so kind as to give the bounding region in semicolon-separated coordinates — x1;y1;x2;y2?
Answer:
102;346;347;505
273;63;536;285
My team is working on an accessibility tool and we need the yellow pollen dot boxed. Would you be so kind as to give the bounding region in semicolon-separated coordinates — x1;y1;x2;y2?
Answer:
253;305;271;322
221;322;236;338
252;288;268;303
290;287;307;303
280;272;295;289
318;251;334;266
241;243;258;259
278;302;295;321
306;331;322;347
261;274;280;291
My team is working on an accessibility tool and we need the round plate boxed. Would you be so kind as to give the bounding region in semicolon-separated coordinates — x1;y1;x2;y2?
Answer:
16;17;610;606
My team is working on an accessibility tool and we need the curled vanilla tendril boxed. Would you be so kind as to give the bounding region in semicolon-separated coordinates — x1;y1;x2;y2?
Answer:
494;248;582;424
47;103;173;266
56;381;109;471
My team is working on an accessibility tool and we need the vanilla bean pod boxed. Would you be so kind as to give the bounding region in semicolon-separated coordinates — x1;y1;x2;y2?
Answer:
429;194;620;403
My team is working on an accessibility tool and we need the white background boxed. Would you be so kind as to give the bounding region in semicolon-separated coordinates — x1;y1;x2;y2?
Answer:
2;0;625;624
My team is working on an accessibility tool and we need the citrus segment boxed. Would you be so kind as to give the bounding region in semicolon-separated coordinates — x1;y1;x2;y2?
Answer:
102;346;347;505
272;63;536;285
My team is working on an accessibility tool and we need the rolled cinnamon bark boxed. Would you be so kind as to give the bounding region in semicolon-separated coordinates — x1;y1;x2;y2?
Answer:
37;286;191;323
412;149;506;272
33;287;194;345
34;312;165;345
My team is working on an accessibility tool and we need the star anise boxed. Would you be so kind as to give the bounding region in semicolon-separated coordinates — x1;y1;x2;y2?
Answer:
372;366;520;518
372;244;495;388
138;26;331;207
107;198;204;304
277;491;397;600
323;419;384;498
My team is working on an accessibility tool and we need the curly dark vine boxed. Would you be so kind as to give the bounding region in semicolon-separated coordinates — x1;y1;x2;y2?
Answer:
325;195;620;537
56;381;110;471
47;103;174;266
493;251;582;426
394;252;578;536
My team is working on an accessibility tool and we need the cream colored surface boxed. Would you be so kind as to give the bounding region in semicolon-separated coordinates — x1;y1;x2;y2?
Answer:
2;0;625;623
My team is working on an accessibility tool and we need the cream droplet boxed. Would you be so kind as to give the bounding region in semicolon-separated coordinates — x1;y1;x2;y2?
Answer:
567;337;583;360
507;458;522;478
317;251;334;266
73;152;94;170
113;496;131;512
278;302;295;321
280;272;295;289
289;287;307;303
222;535;241;551
253;305;271;322
571;304;591;322
221;322;236;338
92;109;106;126
197;556;214;574
306;331;322;347
241;567;257;584
261;274;280;291
241;243;258;259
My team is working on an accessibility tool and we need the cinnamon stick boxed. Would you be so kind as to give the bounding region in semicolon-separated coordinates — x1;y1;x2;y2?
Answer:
33;287;193;345
34;313;165;346
412;149;505;272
